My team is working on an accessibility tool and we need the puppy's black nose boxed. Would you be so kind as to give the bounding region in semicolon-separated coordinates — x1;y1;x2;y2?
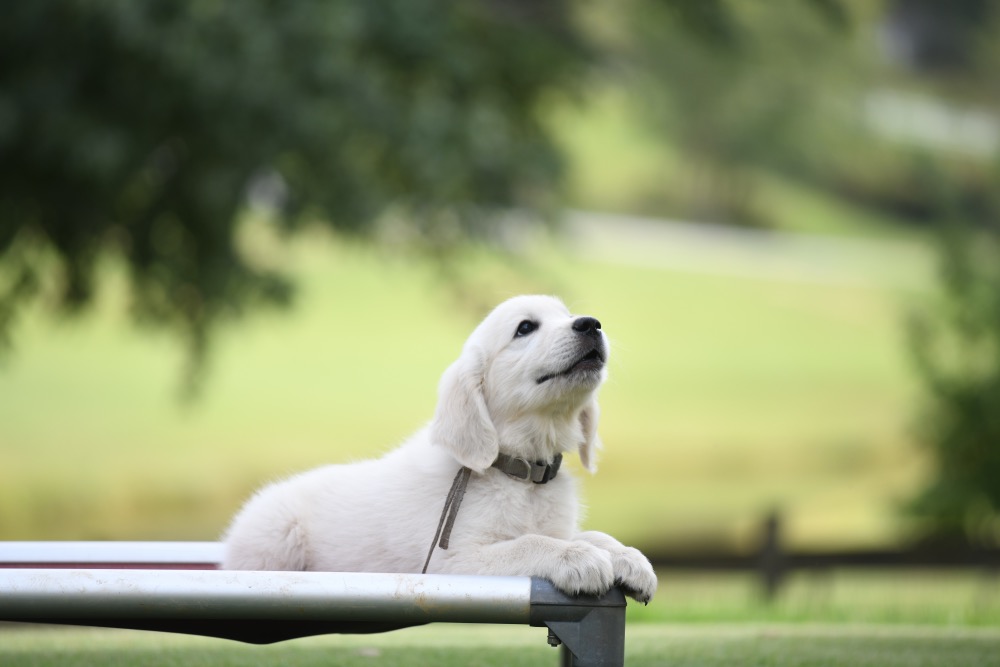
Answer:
572;317;602;335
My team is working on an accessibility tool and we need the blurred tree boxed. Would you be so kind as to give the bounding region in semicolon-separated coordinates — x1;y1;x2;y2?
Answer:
883;0;995;74
891;1;1000;546
860;0;1000;226
623;0;864;226
620;0;1000;232
909;218;1000;546
0;0;584;381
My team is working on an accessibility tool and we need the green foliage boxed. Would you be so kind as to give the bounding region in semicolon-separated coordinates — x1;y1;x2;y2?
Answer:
0;0;584;372
909;221;1000;544
888;0;996;73
624;0;866;226
612;1;1000;232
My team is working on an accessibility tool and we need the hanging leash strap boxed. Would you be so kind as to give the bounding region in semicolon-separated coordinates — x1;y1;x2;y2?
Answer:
421;466;472;574
421;454;563;574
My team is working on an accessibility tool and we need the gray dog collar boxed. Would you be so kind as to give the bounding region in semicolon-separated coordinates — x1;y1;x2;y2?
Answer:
491;453;563;484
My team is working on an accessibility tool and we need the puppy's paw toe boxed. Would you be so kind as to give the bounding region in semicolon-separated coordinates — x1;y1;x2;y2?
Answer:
613;547;658;604
549;541;615;598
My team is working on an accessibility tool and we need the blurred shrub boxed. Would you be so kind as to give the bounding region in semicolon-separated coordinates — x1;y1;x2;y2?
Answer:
617;0;1000;231
0;0;584;369
789;0;1000;228
909;219;1000;546
624;0;865;226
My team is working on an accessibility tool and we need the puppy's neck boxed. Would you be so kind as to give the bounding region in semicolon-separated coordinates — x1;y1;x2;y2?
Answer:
495;411;583;463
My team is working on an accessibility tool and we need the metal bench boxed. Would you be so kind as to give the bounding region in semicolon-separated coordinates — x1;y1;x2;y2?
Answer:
0;542;628;666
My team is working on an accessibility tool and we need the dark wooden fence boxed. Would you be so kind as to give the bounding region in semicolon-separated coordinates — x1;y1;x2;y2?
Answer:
646;512;1000;599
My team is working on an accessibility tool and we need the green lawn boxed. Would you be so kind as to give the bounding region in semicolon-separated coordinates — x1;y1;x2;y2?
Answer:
0;217;934;551
631;570;1000;626
4;621;1000;667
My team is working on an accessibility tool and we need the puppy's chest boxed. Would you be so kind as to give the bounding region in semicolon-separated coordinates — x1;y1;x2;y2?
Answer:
467;476;575;537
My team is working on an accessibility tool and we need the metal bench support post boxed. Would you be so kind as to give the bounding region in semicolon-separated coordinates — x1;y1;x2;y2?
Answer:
530;578;626;667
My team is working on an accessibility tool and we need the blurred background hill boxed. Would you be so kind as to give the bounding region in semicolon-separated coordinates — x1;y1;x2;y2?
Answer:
1;0;999;559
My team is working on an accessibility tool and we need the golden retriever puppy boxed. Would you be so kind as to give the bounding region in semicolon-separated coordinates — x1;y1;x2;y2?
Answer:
222;294;657;603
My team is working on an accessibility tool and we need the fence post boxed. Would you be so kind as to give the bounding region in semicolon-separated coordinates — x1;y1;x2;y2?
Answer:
758;510;786;601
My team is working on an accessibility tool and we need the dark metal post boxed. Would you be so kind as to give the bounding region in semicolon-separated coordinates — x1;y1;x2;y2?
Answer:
759;510;786;601
529;578;627;667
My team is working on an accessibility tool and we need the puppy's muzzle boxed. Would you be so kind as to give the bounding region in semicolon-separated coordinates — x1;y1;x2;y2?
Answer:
536;317;607;384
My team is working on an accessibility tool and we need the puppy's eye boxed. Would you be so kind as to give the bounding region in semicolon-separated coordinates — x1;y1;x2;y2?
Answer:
514;320;538;338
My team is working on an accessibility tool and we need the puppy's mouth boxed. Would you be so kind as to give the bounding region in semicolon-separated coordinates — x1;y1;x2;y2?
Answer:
536;345;606;385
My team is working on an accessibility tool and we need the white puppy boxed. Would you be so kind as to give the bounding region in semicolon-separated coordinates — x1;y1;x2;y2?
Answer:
222;294;657;603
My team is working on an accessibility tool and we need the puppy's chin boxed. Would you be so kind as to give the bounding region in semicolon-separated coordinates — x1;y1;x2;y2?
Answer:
536;363;605;389
567;364;606;387
535;342;607;387
532;360;606;412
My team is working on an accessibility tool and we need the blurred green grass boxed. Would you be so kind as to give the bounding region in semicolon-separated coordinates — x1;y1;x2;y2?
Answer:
0;215;932;550
4;615;1000;667
631;570;1000;626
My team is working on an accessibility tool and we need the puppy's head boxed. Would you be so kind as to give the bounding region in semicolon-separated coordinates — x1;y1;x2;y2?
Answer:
431;295;606;473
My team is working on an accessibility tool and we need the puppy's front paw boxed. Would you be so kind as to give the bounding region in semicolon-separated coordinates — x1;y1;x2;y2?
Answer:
548;541;615;598
613;546;658;604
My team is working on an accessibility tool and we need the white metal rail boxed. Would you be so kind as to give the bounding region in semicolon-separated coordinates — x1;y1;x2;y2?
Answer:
0;542;627;667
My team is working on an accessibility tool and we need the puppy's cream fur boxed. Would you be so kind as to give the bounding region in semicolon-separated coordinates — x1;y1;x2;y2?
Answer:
222;295;657;602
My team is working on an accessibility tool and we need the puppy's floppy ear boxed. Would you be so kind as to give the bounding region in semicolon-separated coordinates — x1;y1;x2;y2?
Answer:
430;345;499;472
577;397;602;473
